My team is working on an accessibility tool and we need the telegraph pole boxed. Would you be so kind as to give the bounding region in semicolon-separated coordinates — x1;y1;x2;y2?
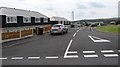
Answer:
72;11;74;21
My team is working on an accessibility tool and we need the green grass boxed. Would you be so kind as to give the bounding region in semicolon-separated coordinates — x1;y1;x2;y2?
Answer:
96;25;120;34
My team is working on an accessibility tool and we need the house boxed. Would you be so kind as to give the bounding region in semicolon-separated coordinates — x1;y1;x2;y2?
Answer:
0;7;51;43
50;16;70;25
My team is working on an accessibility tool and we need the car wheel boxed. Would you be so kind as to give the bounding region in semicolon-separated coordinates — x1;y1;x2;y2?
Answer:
66;30;68;33
51;33;54;35
60;31;64;35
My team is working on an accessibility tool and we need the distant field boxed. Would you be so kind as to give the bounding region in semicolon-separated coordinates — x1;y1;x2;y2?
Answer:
96;25;120;34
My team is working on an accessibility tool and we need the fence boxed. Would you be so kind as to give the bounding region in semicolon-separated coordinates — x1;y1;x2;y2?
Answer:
1;25;51;42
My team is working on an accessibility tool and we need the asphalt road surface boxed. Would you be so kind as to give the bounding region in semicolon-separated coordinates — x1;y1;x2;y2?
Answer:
1;26;119;65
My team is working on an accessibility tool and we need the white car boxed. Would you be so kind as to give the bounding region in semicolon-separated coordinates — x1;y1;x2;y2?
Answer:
50;24;68;35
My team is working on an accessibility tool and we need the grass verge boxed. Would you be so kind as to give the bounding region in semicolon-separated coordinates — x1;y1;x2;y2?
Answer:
96;25;120;34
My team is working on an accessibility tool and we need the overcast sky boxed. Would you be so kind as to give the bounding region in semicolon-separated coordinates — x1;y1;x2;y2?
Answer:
0;0;119;20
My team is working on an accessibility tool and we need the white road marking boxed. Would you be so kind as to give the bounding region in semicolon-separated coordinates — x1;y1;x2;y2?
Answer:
73;33;77;37
64;55;78;58
45;56;59;59
11;57;23;60
67;51;78;54
0;58;8;60
91;27;94;32
66;40;73;52
77;30;79;32
104;54;118;57
64;40;78;58
83;51;95;53
101;50;114;53
28;57;40;59
84;55;98;58
118;50;120;52
88;35;110;43
64;40;73;57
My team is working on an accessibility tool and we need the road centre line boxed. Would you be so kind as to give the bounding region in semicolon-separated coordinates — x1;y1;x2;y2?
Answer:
73;33;77;37
104;54;118;57
77;30;79;32
45;56;59;59
0;58;8;60
101;50;114;53
11;57;23;60
83;51;95;53
28;57;40;59
84;55;98;58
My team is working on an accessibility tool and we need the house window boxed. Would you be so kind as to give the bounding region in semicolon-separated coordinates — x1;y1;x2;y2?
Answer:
23;17;31;23
6;16;17;23
44;18;48;23
35;18;41;23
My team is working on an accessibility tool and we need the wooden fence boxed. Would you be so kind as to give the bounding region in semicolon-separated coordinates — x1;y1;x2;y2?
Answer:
2;32;20;40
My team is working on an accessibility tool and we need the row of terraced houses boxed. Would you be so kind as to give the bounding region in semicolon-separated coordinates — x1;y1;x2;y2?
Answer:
0;7;70;43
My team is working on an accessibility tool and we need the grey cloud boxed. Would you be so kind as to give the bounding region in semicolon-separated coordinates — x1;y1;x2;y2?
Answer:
46;8;54;11
77;4;88;9
75;11;86;19
16;0;26;1
90;11;97;15
89;2;106;8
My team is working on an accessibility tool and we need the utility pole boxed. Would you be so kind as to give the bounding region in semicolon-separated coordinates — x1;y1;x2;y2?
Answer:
72;11;74;21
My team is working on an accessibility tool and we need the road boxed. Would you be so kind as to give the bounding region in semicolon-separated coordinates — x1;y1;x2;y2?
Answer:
1;26;119;65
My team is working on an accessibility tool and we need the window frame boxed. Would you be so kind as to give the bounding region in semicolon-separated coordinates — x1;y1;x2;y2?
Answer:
6;16;17;23
44;18;48;23
23;17;31;23
35;18;41;23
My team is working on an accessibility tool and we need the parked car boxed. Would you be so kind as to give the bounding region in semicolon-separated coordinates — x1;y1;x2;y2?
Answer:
71;24;75;27
90;23;98;27
50;24;68;35
77;23;82;27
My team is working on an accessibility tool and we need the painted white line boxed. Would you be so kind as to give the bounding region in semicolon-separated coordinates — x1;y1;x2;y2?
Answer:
84;55;98;58
88;35;96;42
28;57;40;59
11;57;23;60
88;35;110;43
83;51;95;53
64;40;73;57
67;51;78;54
90;27;94;32
94;40;110;42
77;30;79;32
45;56;59;59
101;50;114;53
64;55;78;58
73;33;77;37
118;50;120;52
64;40;78;58
104;54;118;57
0;58;8;60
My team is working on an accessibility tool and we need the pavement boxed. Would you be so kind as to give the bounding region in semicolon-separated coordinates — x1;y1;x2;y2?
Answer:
1;26;119;65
